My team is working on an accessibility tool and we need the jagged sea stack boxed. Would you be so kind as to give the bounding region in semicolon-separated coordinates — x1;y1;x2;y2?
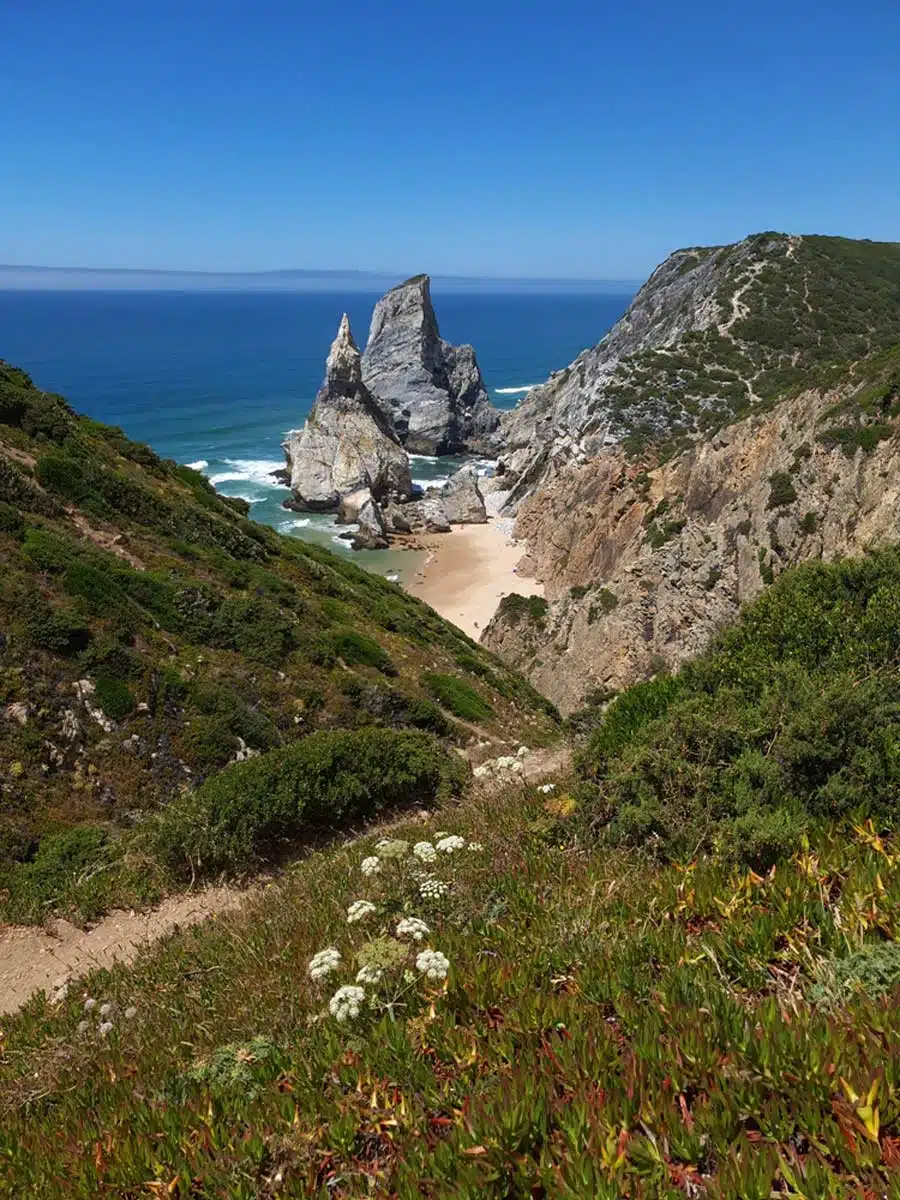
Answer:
283;314;413;519
361;274;501;456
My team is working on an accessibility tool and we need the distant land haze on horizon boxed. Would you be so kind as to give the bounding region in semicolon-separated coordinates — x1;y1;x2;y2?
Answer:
0;264;640;295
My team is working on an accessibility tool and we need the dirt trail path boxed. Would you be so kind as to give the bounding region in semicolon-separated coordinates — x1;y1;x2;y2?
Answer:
0;744;572;1016
0;883;260;1017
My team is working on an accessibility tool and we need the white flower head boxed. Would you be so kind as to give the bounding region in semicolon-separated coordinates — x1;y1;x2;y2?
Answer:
98;1021;114;1037
308;947;342;980
419;877;450;901
329;984;366;1023
356;964;383;984
539;783;555;794
347;899;377;924
396;917;430;941
467;841;484;852
99;1002;113;1017
375;838;408;860
433;831;450;840
77;1019;89;1035
413;841;437;863
360;856;381;877
124;1005;137;1020
435;835;465;854
416;949;450;981
84;998;97;1013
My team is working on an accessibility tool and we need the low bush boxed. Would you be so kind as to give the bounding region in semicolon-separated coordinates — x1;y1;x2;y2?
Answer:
578;550;900;864
496;593;548;629
93;675;136;721
150;728;467;876
422;672;493;723
329;628;396;675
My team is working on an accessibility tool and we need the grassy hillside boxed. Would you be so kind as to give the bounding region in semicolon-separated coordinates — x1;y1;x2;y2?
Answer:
3;552;900;1196
0;362;556;920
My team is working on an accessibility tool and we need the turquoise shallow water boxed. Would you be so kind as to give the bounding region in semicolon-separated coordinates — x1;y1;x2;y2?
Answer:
0;288;631;579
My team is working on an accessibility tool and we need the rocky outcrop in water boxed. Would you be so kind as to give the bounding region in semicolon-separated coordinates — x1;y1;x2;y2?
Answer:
283;315;412;511
362;275;501;455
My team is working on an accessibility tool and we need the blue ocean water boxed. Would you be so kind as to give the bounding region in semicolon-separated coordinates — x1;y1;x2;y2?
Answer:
0;288;630;574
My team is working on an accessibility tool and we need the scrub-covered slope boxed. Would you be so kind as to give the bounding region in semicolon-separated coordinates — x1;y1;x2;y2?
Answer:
0;363;556;917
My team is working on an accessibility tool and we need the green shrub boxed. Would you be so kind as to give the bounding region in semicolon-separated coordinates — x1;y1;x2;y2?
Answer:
799;510;818;534
0;501;24;536
150;728;467;876
767;471;797;509
496;593;548;629
404;697;452;737
0;826;109;923
329;629;396;675
422;672;493;723
810;942;900;1007
93;675;136;721
578;550;900;864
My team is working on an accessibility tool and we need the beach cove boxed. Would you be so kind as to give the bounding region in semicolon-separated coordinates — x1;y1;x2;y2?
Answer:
402;514;542;641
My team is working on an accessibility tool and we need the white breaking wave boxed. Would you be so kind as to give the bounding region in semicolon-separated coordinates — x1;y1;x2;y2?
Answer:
412;477;451;490
207;458;284;488
277;517;313;531
408;453;441;464
184;459;208;471
495;385;538;395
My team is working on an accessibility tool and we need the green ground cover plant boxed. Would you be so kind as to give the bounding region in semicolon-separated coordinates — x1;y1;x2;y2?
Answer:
3;787;900;1197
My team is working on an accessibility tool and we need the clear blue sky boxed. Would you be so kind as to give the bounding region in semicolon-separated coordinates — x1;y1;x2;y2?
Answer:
2;0;898;278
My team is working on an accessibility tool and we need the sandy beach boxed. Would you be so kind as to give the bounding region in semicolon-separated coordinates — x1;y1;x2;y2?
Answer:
403;517;542;640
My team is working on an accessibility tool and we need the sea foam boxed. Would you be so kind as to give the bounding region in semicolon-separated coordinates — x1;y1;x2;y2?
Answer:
495;385;538;395
207;458;284;487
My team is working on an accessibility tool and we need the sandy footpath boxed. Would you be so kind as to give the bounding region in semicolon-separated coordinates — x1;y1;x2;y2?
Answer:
404;517;543;640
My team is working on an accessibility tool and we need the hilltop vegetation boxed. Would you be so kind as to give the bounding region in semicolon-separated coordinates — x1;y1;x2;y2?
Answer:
0;363;556;921
605;233;900;458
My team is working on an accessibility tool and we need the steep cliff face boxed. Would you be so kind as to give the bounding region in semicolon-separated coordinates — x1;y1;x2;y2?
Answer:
485;346;900;714
362;275;500;455
284;314;412;511
498;234;900;512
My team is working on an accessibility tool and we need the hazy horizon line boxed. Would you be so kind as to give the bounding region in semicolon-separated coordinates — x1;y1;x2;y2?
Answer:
0;263;640;295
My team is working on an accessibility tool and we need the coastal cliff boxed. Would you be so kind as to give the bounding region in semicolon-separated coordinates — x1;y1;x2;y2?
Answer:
362;274;500;455
484;234;900;712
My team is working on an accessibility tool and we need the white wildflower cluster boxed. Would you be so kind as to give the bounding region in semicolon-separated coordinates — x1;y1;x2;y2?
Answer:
416;950;450;981
347;899;377;924
419;877;450;901
467;842;484;852
413;841;437;863
360;855;381;877
329;985;366;1022
375;838;409;860
396;917;430;941
474;750;527;780
308;947;341;980
433;831;450;840
435;835;466;854
79;995;132;1038
356;964;383;984
539;783;555;794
